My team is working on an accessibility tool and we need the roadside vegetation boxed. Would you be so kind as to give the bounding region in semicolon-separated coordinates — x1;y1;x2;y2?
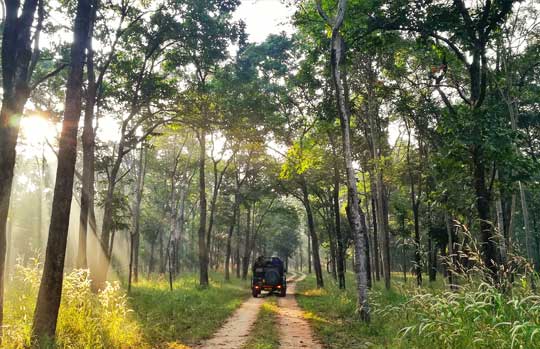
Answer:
129;273;249;348
3;260;248;349
297;271;540;349
4;257;144;349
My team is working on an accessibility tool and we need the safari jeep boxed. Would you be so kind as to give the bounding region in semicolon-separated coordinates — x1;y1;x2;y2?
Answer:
251;257;287;297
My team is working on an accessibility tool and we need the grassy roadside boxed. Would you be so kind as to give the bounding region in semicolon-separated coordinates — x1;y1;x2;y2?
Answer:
129;272;250;348
3;262;250;348
296;274;409;349
242;296;280;349
297;272;540;349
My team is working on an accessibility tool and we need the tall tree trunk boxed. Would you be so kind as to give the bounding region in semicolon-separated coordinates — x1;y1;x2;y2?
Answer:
428;236;437;282
307;230;312;274
128;145;145;291
225;193;240;281
148;237;156;278
31;0;92;339
77;2;97;270
369;108;390;289
242;204;251;280
235;206;241;278
198;130;209;286
330;134;346;289
327;220;338;280
301;177;324;288
472;147;499;276
370;192;380;281
317;0;369;321
405;125;422;286
0;0;39;336
445;213;457;290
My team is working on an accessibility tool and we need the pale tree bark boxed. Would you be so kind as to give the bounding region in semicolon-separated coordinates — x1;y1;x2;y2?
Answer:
77;1;131;270
206;140;232;268
31;0;93;340
77;0;97;270
405;120;422;286
128;144;146;292
316;0;370;321
225;193;240;281
225;166;247;281
241;204;252;280
365;62;390;290
329;133;346;289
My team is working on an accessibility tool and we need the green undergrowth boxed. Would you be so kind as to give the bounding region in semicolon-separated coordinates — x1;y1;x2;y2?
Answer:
3;257;145;349
3;257;250;349
242;296;280;349
129;272;250;348
296;272;540;349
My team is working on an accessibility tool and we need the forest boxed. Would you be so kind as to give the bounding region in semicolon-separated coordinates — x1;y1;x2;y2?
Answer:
0;0;539;348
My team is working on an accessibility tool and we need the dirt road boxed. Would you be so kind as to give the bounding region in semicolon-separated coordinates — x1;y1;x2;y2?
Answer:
197;271;321;349
197;272;322;349
276;272;322;349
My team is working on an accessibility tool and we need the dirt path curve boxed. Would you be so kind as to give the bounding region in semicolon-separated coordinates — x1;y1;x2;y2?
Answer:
277;272;323;349
196;272;299;349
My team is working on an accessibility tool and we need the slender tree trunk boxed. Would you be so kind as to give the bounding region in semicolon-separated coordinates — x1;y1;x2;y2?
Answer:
327;220;338;280
405;127;422;286
370;193;380;281
242;204;251;280
31;0;92;340
445;213;457;290
371;132;390;289
330;134;346;289
198;129;209;286
77;3;97;269
307;231;312;274
235;206;241;278
317;0;369;320
225;193;240;281
301;177;324;288
129;145;145;291
148;237;156;278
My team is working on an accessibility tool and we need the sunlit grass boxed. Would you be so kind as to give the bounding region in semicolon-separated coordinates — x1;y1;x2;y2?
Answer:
3;257;146;349
3;258;250;349
296;272;540;349
129;272;250;348
242;296;280;349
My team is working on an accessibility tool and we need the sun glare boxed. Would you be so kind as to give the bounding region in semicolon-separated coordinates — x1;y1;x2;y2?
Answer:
20;115;58;146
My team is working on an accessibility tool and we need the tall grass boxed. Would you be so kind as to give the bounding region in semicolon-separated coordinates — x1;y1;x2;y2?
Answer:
381;224;540;349
298;259;540;348
388;280;540;348
3;257;146;349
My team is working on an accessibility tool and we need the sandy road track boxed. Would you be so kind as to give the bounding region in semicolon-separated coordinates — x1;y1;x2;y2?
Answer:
196;272;300;349
276;272;323;349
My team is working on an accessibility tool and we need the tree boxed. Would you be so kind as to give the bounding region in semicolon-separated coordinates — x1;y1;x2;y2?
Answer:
0;0;41;335
165;0;245;287
316;0;370;321
31;0;94;340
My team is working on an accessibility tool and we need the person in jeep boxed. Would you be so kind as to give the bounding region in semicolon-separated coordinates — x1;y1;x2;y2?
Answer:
251;255;287;297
